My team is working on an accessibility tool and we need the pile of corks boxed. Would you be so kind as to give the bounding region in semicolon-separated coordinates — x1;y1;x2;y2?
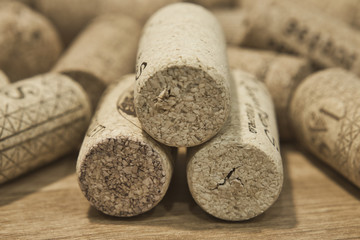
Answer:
1;0;360;221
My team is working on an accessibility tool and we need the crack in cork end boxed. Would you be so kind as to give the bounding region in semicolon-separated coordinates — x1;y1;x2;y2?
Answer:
78;137;169;217
135;66;229;147
187;143;283;221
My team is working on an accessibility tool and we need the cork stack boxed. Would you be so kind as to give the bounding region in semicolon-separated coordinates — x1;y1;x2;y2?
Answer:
290;68;360;188
0;73;91;184
0;1;62;81
227;46;312;141
77;74;174;217
187;70;283;221
53;15;141;110
134;3;231;147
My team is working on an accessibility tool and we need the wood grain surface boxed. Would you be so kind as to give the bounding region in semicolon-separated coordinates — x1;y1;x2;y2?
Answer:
0;144;359;239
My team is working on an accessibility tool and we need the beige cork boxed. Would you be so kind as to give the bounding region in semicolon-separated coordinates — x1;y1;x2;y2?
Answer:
227;46;312;141
290;68;360;188
242;0;360;76
77;74;174;217
0;73;91;184
187;70;283;221
52;15;141;110
33;0;180;45
135;3;231;147
0;1;62;82
213;9;252;46
0;70;9;87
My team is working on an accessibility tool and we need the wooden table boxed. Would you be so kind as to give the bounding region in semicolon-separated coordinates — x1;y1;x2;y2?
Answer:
1;144;359;239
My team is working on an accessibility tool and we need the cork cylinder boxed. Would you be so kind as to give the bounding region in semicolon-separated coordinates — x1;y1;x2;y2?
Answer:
0;73;91;184
242;0;360;76
187;70;283;221
290;68;360;188
0;70;9;87
52;15;141;110
135;3;231;147
0;1;62;82
32;0;180;45
77;74;174;217
213;9;252;46
227;46;312;141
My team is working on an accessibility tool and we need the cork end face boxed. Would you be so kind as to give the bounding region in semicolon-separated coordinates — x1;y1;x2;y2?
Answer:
187;143;283;221
135;66;230;147
77;137;171;217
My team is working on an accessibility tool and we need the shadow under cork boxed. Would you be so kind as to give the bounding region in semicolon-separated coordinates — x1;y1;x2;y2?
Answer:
0;152;77;207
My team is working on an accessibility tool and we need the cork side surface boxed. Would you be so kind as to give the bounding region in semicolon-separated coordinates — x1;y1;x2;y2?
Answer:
0;70;9;87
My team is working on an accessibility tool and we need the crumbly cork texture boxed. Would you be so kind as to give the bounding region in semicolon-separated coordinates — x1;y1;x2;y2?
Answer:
187;70;283;221
290;68;360;188
227;47;312;141
77;74;173;217
53;15;141;109
0;73;91;184
135;3;231;147
0;1;62;81
0;70;9;87
242;0;360;76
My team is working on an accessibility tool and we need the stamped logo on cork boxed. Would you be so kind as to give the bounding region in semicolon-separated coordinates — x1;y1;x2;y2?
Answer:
117;84;142;129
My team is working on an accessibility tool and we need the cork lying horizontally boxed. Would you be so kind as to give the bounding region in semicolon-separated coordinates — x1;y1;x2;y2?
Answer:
227;46;312;141
0;1;62;81
0;70;9;87
53;15;141;110
135;3;231;147
32;0;180;45
213;9;252;46
77;74;174;217
242;0;360;76
290;68;360;188
0;73;91;184
187;70;283;221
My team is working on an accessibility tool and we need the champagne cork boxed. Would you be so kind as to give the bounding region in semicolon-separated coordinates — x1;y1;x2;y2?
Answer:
52;15;141;110
0;73;91;184
33;0;180;45
0;1;62;82
0;70;9;87
135;3;231;147
213;9;252;46
187;70;283;221
227;46;312;141
290;68;360;188
242;0;360;76
77;74;173;217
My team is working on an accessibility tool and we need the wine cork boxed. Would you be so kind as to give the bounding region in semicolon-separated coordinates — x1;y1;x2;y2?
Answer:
52;15;141;110
290;68;360;188
187;70;283;221
77;74;173;217
0;70;9;87
135;3;231;147
0;73;91;184
213;9;252;46
0;1;62;82
242;0;360;76
33;0;180;45
227;46;312;141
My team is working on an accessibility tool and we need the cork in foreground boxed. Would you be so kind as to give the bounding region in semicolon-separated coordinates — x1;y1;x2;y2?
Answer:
187;70;283;221
77;74;173;217
0;1;62;81
0;70;9;87
135;3;231;147
242;0;360;76
53;14;141;110
0;73;91;184
227;46;312;141
290;68;360;188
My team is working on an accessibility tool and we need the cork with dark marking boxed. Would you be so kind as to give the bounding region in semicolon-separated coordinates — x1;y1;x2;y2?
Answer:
135;3;231;147
0;1;62;82
227;47;312;141
290;68;360;188
77;74;174;217
52;14;141;110
242;0;360;76
0;70;9;87
187;70;283;221
0;73;91;184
